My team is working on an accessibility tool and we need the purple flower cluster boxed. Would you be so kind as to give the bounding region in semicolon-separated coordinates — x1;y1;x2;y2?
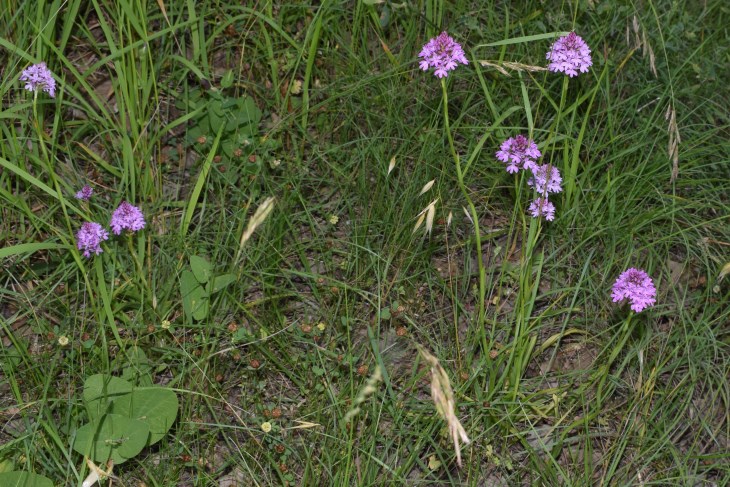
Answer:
73;196;145;258
611;268;656;312
76;222;108;257
496;135;563;221
495;135;541;174
490;32;592;219
528;197;556;221
20;62;56;97
546;32;592;78
528;164;563;194
110;201;146;235
418;32;469;78
75;185;94;200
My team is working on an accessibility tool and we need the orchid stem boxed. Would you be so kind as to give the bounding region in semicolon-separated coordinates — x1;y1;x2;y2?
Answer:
441;79;488;360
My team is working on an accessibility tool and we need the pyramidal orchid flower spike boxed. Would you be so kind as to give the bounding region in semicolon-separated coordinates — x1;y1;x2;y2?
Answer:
528;164;563;195
546;32;592;77
110;201;145;235
20;62;56;97
611;268;657;313
76;222;109;257
418;32;469;78
528;198;556;221
495;135;541;174
75;185;94;201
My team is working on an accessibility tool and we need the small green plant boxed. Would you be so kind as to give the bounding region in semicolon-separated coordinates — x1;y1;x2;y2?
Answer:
378;300;400;321
182;80;262;152
184;85;261;153
180;255;237;321
175;79;266;185
71;373;179;466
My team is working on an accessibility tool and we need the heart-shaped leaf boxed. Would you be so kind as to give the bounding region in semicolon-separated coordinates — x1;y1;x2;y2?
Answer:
236;96;262;127
206;273;236;294
189;255;212;284
73;414;149;465
180;270;209;321
84;375;133;422
192;295;210;321
111;387;179;446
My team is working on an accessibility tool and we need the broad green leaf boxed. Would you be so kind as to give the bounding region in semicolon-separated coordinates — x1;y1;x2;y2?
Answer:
208;100;224;130
206;273;237;294
379;307;391;320
192;296;210;321
0;471;53;487
225;115;240;133
220;139;236;158
237;96;262;125
189;255;212;283
220;70;234;89
84;375;133;422
0;459;13;472
186;125;204;145
111;387;179;445
180;270;209;320
73;414;149;465
221;96;239;110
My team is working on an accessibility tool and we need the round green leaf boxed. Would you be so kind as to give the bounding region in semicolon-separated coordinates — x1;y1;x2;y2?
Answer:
191;295;210;321
73;414;149;465
111;387;179;446
83;374;133;422
189;255;212;284
206;273;237;294
180;270;209;321
0;459;14;473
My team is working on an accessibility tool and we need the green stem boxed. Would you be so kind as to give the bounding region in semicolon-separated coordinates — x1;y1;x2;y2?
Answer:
509;218;542;398
596;312;634;407
127;234;152;297
554;76;570;198
441;79;488;359
31;93;74;237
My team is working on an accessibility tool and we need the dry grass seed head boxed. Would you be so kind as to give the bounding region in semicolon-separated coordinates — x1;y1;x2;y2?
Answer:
413;198;439;235
417;346;470;467
387;156;396;175
344;365;383;422
478;60;548;77
665;104;680;182
238;196;276;256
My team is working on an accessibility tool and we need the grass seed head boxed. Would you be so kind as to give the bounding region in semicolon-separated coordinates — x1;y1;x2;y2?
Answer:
417;346;470;467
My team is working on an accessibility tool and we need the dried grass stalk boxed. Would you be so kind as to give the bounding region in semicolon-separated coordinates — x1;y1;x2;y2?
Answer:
627;15;657;77
387;156;397;175
413;198;439;235
478;60;548;77
665;104;681;182
237;197;275;259
419;179;435;195
344;366;382;422
417;346;470;467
